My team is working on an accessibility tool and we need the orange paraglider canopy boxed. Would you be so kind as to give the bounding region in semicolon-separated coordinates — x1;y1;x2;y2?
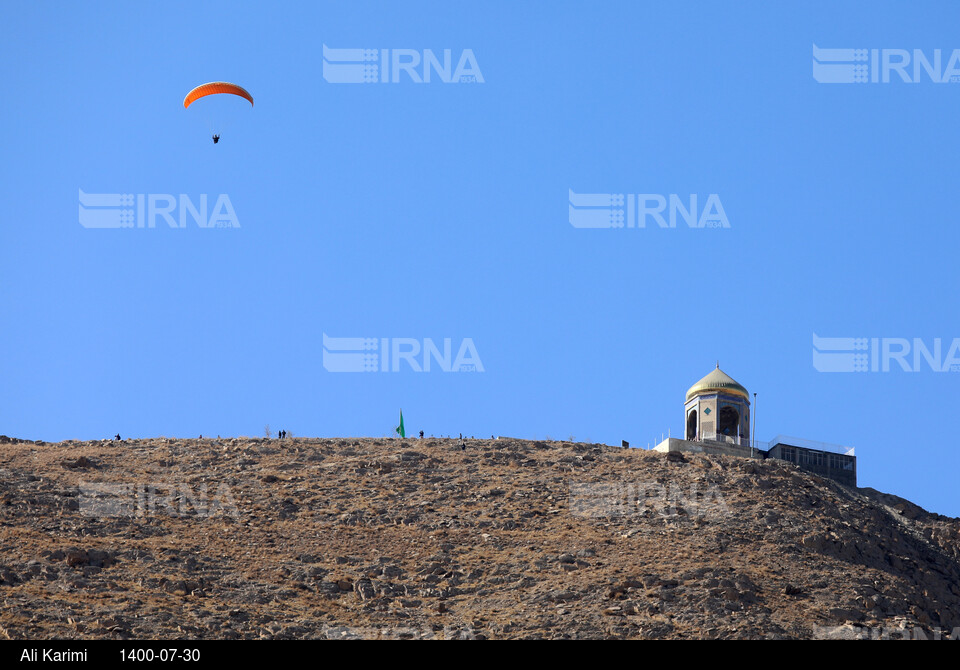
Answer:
183;82;254;109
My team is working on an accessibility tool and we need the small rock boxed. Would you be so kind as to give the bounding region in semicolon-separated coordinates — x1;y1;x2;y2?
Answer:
65;549;89;567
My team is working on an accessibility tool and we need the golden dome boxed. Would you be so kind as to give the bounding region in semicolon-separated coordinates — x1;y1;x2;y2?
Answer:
686;365;749;401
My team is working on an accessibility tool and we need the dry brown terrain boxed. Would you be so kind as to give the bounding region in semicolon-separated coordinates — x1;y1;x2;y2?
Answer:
0;434;958;639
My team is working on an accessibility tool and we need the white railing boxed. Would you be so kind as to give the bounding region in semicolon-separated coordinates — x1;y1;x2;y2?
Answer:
682;433;854;459
768;435;855;456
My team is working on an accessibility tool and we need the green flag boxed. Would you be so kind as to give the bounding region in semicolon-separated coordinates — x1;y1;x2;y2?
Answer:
395;410;405;438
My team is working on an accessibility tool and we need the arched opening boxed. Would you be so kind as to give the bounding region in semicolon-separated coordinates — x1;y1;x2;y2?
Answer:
718;406;740;437
686;410;698;440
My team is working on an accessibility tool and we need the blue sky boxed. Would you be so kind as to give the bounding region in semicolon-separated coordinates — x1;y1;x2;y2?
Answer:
2;2;959;516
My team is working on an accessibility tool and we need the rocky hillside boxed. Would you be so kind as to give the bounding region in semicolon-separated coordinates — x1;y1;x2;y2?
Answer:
0;435;957;639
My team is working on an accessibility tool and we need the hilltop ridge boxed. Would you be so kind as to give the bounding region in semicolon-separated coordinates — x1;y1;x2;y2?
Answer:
0;436;957;639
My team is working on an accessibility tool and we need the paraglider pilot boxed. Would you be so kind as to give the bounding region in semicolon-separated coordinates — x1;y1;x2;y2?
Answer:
212;134;220;144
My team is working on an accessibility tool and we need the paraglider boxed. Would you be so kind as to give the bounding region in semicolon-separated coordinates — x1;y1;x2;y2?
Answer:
183;82;253;144
183;82;254;109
